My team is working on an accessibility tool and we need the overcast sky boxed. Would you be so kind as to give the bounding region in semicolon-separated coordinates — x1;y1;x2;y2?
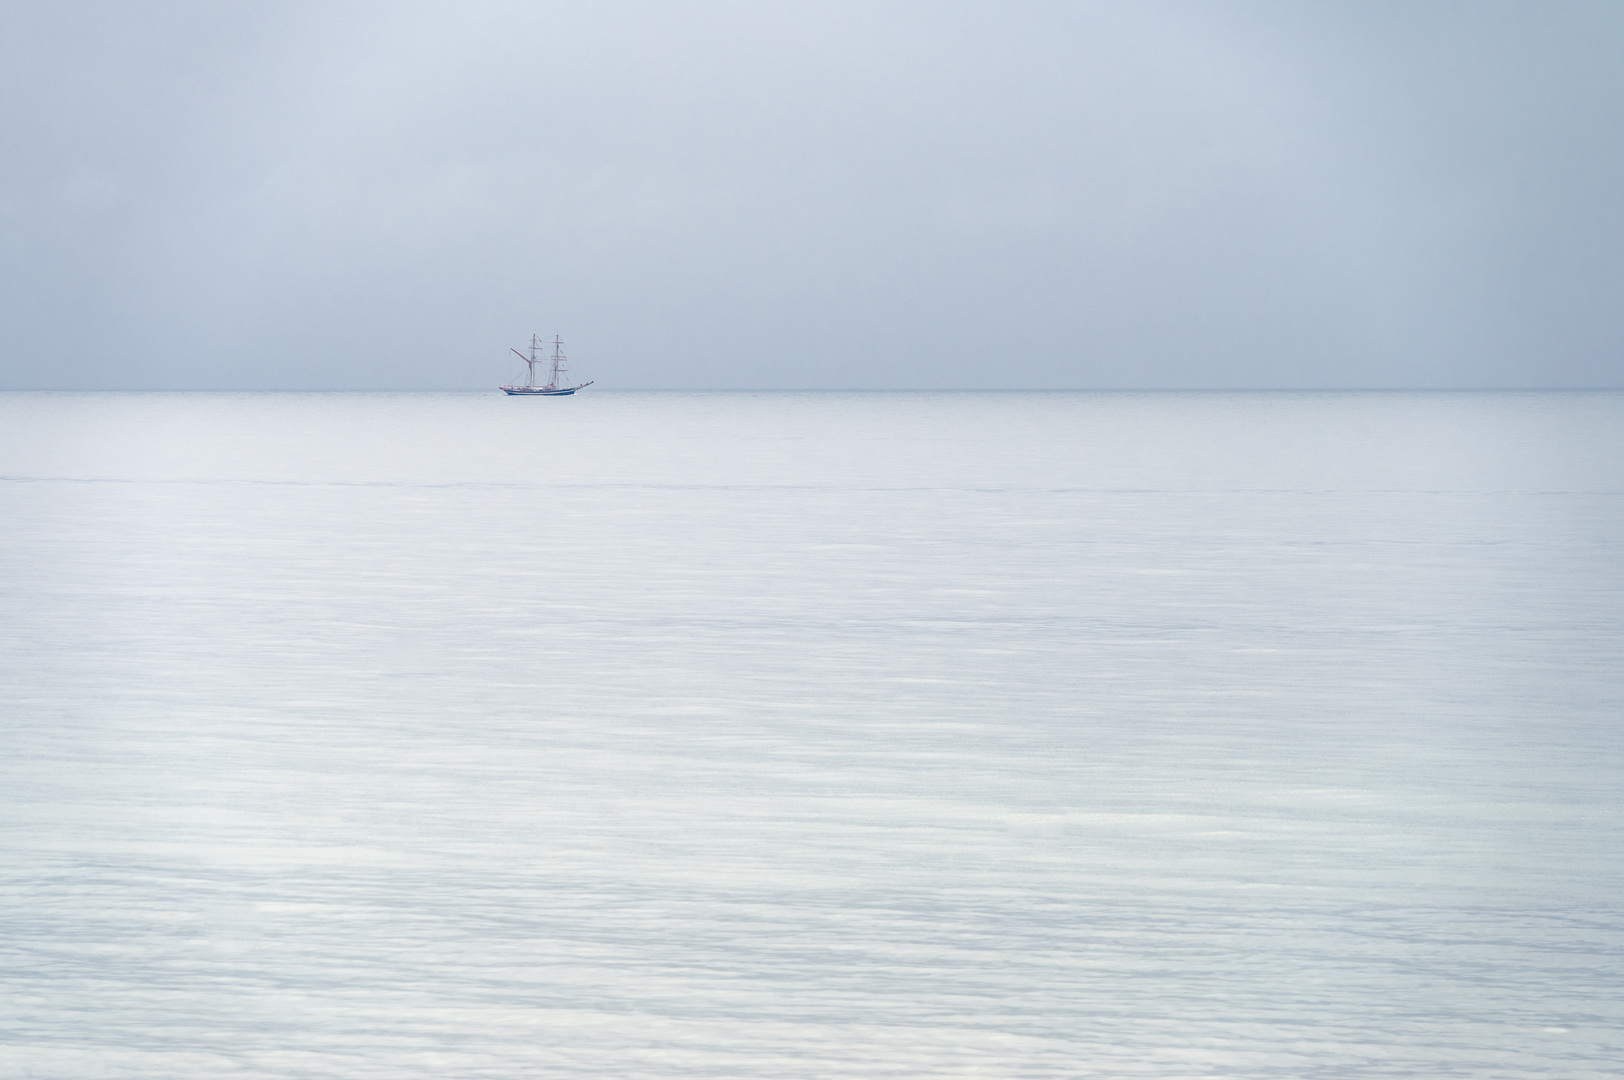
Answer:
3;1;1622;389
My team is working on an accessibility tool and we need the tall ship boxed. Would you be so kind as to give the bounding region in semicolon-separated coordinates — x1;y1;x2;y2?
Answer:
501;334;594;396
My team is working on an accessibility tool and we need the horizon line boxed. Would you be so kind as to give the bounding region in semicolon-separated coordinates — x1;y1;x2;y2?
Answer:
5;385;1623;394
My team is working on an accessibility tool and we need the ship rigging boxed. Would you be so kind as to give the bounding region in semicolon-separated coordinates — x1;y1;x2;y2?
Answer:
500;334;593;396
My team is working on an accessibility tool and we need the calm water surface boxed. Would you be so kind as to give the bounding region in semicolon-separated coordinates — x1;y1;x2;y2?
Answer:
1;391;1621;1078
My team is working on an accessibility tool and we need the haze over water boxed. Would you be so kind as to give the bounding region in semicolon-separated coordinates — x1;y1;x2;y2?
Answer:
2;390;1621;1078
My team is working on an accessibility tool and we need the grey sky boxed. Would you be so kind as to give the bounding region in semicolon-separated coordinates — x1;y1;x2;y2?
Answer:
3;1;1621;389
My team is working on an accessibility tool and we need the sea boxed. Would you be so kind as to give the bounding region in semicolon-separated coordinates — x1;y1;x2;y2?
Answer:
1;390;1620;1079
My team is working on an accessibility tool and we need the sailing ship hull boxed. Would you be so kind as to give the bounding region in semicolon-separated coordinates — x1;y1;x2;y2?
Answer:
500;385;580;396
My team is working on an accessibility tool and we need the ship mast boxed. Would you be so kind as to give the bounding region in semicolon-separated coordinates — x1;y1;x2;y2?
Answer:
548;335;567;391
